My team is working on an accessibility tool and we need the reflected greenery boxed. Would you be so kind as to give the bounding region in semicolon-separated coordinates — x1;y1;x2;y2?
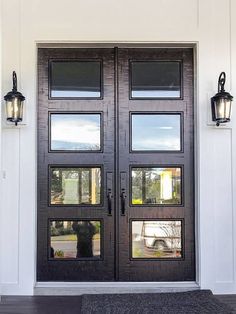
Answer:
132;168;181;205
50;220;101;259
51;167;101;205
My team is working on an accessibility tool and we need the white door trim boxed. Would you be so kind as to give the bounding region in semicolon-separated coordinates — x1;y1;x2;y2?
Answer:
35;43;199;293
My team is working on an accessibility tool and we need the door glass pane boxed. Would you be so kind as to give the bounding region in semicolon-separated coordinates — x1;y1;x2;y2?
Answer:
131;61;181;98
50;220;101;259
132;220;182;258
131;167;181;205
132;114;181;151
50;167;101;205
50;61;101;98
50;113;101;151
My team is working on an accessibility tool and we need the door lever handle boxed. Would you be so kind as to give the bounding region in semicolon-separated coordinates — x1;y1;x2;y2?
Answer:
107;189;112;216
120;189;126;215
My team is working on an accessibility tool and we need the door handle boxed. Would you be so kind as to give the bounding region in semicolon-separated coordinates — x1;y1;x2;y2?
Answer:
107;189;112;216
106;172;113;216
120;189;126;215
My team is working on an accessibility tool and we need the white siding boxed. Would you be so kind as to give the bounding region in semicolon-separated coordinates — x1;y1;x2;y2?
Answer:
0;0;236;294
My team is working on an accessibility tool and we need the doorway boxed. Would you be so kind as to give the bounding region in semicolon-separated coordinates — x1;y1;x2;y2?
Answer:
37;47;195;281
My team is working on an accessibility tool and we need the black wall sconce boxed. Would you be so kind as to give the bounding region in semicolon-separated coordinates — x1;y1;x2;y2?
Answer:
211;72;233;126
4;71;25;126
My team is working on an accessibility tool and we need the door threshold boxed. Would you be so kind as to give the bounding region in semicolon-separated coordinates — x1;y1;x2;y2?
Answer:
34;282;200;295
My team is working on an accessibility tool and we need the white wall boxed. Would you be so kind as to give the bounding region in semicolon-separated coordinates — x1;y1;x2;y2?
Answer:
0;0;236;295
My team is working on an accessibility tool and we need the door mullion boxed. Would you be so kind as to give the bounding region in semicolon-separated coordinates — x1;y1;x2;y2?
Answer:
114;46;119;281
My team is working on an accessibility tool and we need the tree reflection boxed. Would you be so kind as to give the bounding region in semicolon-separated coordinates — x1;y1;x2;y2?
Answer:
51;168;101;205
132;168;181;205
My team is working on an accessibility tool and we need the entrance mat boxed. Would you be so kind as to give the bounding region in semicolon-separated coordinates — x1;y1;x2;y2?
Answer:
81;290;233;314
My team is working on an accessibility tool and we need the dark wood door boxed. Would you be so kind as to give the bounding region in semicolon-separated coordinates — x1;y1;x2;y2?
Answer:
37;47;195;282
37;48;116;281
117;48;195;281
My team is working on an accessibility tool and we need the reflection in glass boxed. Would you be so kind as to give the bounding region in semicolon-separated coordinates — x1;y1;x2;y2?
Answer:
132;114;181;151
50;114;101;151
132;220;182;258
131;61;181;98
50;167;101;205
132;167;181;205
50;220;101;259
50;61;101;98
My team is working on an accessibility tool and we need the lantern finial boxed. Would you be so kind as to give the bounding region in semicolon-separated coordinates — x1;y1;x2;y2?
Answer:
12;71;17;92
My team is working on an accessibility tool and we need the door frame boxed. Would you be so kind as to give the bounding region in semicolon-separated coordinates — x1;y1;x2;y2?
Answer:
35;42;199;293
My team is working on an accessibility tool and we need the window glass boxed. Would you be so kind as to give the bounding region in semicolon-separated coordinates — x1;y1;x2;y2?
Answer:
50;220;101;259
50;167;101;205
50;113;101;151
131;61;181;98
131;167;181;205
132;220;182;258
132;114;181;151
50;61;101;98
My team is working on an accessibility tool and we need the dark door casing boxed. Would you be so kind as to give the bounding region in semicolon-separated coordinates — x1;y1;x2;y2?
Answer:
37;47;195;282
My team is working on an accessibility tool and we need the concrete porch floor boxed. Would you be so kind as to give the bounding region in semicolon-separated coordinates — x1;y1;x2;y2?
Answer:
0;295;235;313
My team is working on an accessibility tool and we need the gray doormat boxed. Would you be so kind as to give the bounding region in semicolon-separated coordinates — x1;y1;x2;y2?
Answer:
81;290;233;314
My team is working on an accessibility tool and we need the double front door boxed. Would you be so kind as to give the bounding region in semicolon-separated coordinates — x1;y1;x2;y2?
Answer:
37;47;195;282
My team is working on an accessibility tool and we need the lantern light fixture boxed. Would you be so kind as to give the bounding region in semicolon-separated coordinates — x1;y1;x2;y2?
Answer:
211;72;233;126
4;71;25;126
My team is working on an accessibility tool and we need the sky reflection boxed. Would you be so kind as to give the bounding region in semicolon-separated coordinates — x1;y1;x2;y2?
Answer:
51;114;101;151
132;114;181;151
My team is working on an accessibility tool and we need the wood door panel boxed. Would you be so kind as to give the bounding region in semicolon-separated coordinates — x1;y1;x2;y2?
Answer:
117;48;195;281
37;48;115;281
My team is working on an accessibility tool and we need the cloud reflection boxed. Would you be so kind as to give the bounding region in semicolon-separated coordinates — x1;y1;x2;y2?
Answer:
51;114;100;150
132;114;181;151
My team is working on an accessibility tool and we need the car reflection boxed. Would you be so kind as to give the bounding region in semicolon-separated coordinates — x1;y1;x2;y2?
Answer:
132;221;182;258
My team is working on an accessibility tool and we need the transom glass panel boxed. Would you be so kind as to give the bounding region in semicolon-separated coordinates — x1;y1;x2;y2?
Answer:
130;61;181;98
50;61;102;98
